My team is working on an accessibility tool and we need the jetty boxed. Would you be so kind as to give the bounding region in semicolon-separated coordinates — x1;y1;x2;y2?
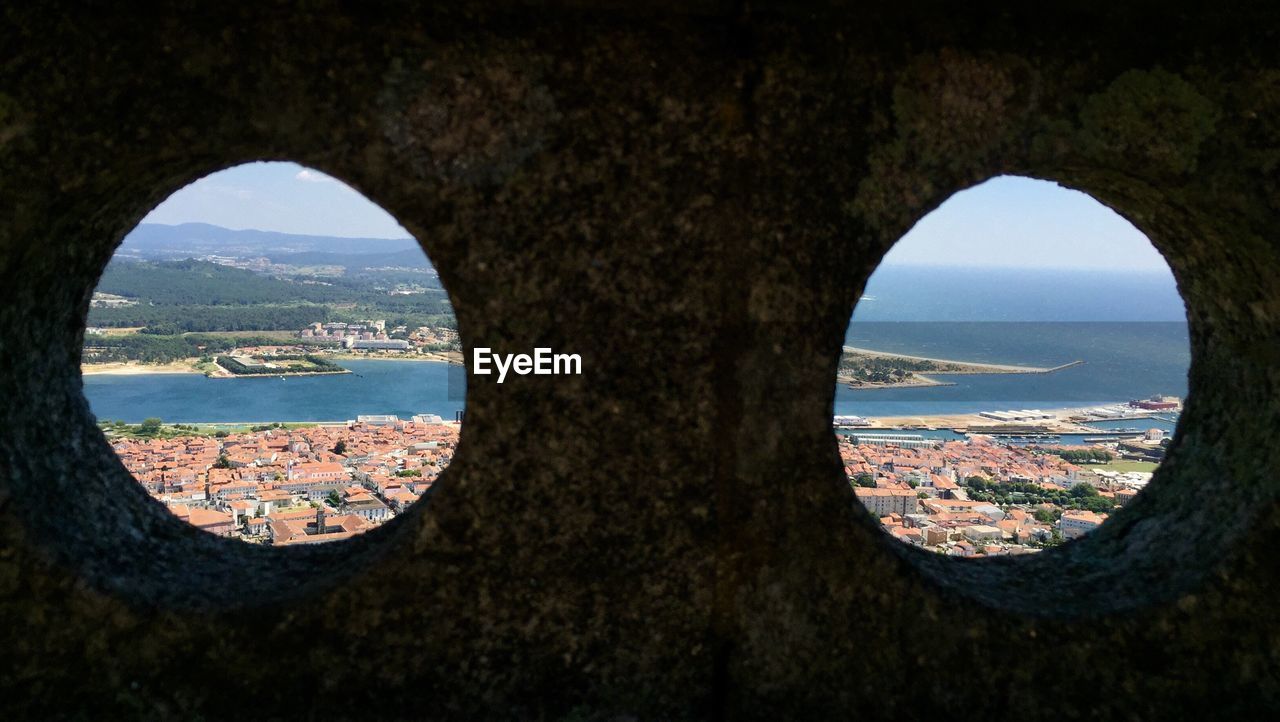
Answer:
1038;360;1086;373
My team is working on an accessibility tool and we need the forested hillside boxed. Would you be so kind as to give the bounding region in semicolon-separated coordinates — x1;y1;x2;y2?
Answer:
88;259;455;333
89;304;334;333
95;260;351;305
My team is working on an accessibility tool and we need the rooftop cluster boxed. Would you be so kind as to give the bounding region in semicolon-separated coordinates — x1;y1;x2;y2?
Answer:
842;436;1151;555
110;419;459;543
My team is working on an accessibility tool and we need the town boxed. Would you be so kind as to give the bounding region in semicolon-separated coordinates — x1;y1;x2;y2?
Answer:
296;319;460;354
82;317;463;373
843;427;1163;555
111;405;1166;552
108;415;458;544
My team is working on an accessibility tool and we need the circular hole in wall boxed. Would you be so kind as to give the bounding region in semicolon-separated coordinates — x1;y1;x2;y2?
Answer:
838;176;1190;556
81;161;464;544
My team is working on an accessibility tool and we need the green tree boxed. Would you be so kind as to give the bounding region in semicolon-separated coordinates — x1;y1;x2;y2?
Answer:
1079;495;1116;513
213;454;232;469
139;417;164;435
333;440;347;455
852;472;876;488
1069;482;1099;498
326;490;343;508
140;322;181;335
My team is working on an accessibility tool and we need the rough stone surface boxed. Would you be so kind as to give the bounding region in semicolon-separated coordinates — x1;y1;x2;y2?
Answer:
2;2;1279;719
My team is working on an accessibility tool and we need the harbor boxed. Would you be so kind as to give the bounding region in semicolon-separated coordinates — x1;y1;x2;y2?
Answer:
834;396;1181;448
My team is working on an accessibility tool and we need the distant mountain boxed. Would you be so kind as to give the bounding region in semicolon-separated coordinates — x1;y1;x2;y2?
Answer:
119;223;423;259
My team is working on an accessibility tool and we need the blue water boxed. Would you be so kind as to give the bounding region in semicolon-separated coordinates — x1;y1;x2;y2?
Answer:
82;267;1192;424
1081;418;1178;431
852;266;1186;323
830;266;1189;417
833;322;1189;418
84;360;466;423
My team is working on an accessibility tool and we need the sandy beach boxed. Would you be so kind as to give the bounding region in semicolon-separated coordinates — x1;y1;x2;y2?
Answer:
840;376;955;390
81;361;200;376
842;345;1072;374
837;346;1084;391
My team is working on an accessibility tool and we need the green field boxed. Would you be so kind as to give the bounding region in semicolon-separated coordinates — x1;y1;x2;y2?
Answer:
1092;459;1159;473
99;420;326;440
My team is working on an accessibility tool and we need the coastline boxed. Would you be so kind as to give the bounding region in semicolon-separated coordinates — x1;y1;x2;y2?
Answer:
92;402;1167;436
842;345;1072;374
840;375;956;390
838;346;1082;390
81;361;201;376
95;405;1138;431
209;369;352;379
83;352;463;377
841;404;1166;432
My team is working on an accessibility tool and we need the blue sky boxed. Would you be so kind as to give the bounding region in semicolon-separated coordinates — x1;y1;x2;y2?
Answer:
142;162;411;238
884;176;1168;271
143;163;1169;271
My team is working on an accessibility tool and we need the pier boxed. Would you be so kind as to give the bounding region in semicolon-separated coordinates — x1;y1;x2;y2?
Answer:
1039;360;1085;373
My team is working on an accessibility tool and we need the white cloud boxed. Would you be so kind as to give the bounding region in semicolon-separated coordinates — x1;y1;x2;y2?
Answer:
295;169;335;183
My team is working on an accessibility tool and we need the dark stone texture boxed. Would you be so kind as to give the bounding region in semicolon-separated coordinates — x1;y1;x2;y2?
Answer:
2;2;1279;719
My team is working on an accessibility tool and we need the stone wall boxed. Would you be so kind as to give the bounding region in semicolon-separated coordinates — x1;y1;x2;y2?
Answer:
2;3;1278;719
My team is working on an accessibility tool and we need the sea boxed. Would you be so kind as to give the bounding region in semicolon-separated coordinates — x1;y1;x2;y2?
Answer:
82;266;1191;424
833;265;1189;418
84;360;467;424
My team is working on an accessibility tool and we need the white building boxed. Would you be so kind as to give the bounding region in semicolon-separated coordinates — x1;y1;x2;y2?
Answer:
848;433;937;449
344;338;410;351
854;488;919;517
972;504;1006;522
1059;510;1106;540
962;524;1003;542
